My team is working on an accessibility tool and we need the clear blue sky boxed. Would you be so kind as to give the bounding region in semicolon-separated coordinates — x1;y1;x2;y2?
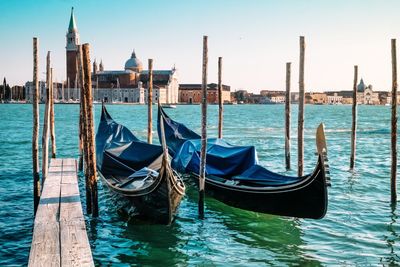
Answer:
1;0;400;92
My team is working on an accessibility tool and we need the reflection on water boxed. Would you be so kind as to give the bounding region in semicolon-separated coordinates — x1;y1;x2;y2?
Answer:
1;104;400;265
382;203;400;265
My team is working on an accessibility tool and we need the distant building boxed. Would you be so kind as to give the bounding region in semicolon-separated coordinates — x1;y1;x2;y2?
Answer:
232;89;249;103
179;83;231;104
337;91;353;104
309;92;327;104
64;8;178;104
271;95;285;103
66;7;79;90
377;91;390;105
260;90;286;103
291;92;299;103
356;79;379;105
10;86;25;101
25;81;46;102
326;92;343;104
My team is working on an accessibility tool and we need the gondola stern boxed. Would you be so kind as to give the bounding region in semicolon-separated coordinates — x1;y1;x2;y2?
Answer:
316;123;330;186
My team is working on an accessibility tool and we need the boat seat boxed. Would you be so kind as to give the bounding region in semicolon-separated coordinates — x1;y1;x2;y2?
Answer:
119;167;159;189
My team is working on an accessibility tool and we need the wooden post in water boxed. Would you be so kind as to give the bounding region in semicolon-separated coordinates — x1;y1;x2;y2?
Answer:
78;47;84;171
67;77;70;101
391;39;397;203
50;68;56;158
78;101;84;171
298;36;305;176
42;51;51;184
285;62;291;170
218;57;223;139
199;35;208;218
77;45;91;213
32;37;40;214
82;43;98;216
148;59;153;144
350;65;358;169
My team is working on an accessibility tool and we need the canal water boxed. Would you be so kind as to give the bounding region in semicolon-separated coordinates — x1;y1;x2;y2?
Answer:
0;104;398;266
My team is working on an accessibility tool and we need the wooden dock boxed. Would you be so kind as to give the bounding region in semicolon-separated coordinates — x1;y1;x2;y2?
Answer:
28;158;94;266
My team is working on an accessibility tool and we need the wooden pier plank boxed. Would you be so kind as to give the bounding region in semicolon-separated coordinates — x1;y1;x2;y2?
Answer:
29;159;62;266
29;158;94;267
60;159;94;266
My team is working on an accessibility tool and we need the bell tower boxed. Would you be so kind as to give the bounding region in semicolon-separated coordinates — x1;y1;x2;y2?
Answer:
66;7;79;89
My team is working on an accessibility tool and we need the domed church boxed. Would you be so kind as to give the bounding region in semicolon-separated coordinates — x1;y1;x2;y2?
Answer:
124;50;143;72
65;8;179;104
356;78;379;105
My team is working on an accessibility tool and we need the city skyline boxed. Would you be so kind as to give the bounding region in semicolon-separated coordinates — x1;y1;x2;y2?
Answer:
1;0;400;92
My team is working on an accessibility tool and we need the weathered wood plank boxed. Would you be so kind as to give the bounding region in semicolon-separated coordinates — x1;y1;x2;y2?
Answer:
60;159;94;266
29;159;62;266
28;223;60;267
29;158;93;267
60;221;94;267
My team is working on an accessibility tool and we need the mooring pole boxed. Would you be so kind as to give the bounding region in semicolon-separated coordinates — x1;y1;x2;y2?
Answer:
78;48;84;171
42;51;51;184
67;77;70;101
199;35;208;219
78;103;84;171
148;59;153;144
50;68;56;158
350;65;358;170
32;37;40;214
391;39;398;204
218;57;223;139
298;36;305;176
285;62;291;170
82;43;98;216
61;82;64;102
77;45;91;213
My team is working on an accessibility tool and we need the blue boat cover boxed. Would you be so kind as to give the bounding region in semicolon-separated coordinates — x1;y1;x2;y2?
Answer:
172;138;258;177
96;106;163;177
157;107;200;155
158;106;303;184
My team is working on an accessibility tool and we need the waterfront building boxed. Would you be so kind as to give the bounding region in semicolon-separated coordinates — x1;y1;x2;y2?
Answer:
270;95;285;103
291;92;299;103
65;8;178;104
25;81;46;103
309;92;327;104
326;92;343;104
10;86;25;101
260;90;286;103
179;83;231;104
356;79;380;105
336;91;353;104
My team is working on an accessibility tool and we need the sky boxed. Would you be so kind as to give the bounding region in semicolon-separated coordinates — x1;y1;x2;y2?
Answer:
1;0;400;92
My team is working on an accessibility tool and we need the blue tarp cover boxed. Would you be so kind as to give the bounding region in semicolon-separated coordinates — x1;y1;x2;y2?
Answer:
96;106;163;177
172;138;258;177
158;106;303;185
157;107;200;155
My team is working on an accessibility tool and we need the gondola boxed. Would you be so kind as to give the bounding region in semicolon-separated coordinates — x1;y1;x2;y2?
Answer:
157;106;330;219
96;104;185;224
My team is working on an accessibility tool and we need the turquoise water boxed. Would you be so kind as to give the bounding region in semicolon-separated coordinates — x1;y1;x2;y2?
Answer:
0;104;399;266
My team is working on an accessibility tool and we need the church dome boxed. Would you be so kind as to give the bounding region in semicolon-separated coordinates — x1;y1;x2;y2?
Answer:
357;78;366;92
124;50;143;72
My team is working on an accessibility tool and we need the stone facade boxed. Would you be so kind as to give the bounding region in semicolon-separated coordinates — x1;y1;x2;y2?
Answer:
356;79;380;105
25;81;47;102
179;83;231;104
327;92;343;104
310;92;327;104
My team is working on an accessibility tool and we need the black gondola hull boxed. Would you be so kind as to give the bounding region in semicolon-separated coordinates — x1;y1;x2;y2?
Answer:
98;170;185;224
191;157;328;219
